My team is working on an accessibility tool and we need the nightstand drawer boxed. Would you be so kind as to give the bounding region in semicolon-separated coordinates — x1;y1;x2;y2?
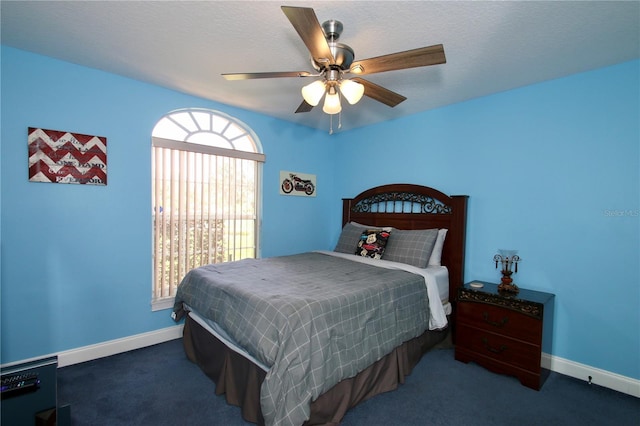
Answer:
456;323;541;373
457;302;542;343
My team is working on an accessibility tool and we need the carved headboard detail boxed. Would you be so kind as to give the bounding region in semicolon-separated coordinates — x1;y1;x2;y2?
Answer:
349;191;453;214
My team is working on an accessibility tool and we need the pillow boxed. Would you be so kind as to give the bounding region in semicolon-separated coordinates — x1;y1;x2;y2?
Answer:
334;222;369;254
334;222;392;254
382;228;439;268
355;229;391;259
428;229;448;266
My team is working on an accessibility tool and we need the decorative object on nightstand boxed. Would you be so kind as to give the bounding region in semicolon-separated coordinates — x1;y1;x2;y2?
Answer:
493;249;520;293
455;281;555;390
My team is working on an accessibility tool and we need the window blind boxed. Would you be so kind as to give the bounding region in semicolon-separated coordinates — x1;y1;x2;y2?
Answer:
151;144;260;309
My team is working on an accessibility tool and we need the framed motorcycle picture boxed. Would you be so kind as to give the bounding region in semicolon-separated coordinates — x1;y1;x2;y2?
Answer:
279;170;316;197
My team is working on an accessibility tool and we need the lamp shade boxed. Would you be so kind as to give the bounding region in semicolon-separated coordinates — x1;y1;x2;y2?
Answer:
301;80;326;106
322;90;342;114
340;79;365;105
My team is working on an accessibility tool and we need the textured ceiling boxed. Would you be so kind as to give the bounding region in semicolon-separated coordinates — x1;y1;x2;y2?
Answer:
2;1;639;133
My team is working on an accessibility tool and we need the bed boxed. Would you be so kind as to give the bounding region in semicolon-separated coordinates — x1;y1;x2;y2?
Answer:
172;183;468;426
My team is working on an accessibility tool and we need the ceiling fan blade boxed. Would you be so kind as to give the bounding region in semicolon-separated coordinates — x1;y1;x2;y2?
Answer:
351;77;407;107
295;99;314;113
281;6;335;66
222;71;313;80
349;44;445;75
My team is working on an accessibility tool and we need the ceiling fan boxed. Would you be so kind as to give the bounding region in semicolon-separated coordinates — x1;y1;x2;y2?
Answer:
222;6;446;118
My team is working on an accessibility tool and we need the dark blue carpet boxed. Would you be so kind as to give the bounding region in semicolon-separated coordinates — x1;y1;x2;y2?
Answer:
57;339;639;425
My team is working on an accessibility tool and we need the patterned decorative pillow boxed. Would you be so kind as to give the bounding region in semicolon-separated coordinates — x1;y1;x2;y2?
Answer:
382;228;439;268
355;229;391;259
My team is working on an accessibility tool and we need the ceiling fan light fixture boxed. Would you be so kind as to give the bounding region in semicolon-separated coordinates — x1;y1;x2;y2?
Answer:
322;87;342;114
340;79;365;105
350;64;364;74
301;80;326;106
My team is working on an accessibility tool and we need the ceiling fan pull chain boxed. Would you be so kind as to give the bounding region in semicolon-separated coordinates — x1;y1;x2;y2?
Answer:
329;114;333;135
337;90;343;130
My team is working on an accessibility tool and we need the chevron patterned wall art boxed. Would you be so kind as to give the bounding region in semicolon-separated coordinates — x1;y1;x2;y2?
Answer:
28;127;107;185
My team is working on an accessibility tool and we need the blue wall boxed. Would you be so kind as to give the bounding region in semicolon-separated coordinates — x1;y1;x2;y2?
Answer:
0;47;335;361
1;46;638;381
332;60;640;379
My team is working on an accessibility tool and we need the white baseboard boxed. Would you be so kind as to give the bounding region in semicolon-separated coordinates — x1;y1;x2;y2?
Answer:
56;324;184;368
542;352;640;398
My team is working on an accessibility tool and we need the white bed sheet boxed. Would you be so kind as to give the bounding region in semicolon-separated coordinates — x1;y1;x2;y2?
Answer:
427;265;451;304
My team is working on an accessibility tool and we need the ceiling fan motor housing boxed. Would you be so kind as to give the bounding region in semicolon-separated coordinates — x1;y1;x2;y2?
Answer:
310;20;355;71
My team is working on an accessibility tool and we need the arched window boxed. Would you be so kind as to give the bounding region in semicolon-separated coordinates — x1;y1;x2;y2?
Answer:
151;108;265;310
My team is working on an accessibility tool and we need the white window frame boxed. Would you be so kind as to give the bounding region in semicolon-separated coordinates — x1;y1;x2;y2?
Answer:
151;108;264;311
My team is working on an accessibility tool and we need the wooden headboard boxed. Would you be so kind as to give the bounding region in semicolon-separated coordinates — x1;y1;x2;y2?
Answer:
342;183;469;305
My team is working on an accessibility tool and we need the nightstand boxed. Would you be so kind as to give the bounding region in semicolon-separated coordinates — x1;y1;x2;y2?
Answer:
454;281;554;390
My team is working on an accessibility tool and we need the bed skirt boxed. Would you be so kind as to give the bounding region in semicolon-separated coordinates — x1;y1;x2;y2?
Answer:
182;315;449;426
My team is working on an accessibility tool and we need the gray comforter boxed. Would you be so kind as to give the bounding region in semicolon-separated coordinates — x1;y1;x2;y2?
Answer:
173;252;430;426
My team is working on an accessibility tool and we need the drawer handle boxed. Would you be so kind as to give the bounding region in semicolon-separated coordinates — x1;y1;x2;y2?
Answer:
482;312;508;327
482;337;507;354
